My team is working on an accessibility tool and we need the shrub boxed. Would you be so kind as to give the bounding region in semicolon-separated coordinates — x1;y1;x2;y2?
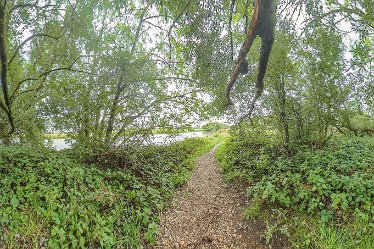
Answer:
202;122;229;132
217;134;374;247
0;136;218;248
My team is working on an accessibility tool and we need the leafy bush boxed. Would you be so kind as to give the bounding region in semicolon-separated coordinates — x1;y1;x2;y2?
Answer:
217;133;374;248
202;122;229;132
0;136;218;248
348;114;374;135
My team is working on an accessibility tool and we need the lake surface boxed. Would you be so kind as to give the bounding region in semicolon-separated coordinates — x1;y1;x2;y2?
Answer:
47;138;72;151
49;131;209;150
144;131;209;145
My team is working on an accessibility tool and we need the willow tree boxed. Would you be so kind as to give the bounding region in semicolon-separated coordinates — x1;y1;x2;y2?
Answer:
0;0;79;141
42;1;204;147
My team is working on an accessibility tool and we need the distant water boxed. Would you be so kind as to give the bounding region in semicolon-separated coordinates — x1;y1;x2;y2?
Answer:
49;132;209;150
47;138;72;150
145;131;208;145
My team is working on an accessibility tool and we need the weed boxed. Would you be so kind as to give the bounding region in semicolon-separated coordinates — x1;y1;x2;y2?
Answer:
0;135;221;248
217;133;374;247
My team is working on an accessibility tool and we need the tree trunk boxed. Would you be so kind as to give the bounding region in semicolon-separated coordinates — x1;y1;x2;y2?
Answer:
104;75;124;145
0;2;15;136
279;74;289;145
226;0;277;122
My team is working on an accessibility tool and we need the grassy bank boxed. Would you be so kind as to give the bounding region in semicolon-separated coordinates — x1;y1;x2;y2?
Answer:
0;135;221;248
44;133;69;139
216;132;374;248
151;127;205;135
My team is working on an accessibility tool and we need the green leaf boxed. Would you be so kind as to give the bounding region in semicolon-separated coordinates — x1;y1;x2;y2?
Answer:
10;195;19;208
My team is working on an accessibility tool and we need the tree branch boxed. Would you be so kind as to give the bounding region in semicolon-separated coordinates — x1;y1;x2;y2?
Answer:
131;1;152;54
225;0;276;111
129;76;194;84
11;56;82;101
113;91;198;142
0;98;9;113
9;4;56;16
167;0;193;61
8;33;59;65
228;0;236;60
225;0;260;106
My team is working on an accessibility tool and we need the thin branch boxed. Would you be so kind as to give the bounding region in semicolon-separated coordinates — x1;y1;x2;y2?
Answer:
131;1;152;54
228;0;236;60
238;88;261;123
14;84;44;98
167;0;193;61
299;5;373;39
9;4;56;15
143;20;168;32
113;91;199;142
143;14;173;21
11;57;82;100
128;77;194;84
167;0;193;36
8;33;59;65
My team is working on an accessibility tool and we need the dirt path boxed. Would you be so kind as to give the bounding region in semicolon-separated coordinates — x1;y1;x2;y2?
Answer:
153;145;265;249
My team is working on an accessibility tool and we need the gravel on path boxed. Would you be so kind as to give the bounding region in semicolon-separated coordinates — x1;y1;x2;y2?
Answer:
153;145;266;249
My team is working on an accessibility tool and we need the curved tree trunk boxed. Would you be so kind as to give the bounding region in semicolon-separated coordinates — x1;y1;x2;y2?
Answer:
225;0;277;121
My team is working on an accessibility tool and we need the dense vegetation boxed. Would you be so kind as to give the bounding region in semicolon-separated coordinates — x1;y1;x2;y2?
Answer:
0;0;372;145
0;0;373;248
202;122;229;132
217;125;374;248
0;136;219;248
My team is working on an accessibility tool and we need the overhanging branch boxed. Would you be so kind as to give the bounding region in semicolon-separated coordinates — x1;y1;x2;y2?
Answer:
9;4;57;15
11;56;82;101
225;0;277;123
8;33;59;66
112;90;199;142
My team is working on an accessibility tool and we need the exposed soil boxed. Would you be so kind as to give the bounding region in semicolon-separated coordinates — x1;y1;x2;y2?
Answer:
153;145;267;249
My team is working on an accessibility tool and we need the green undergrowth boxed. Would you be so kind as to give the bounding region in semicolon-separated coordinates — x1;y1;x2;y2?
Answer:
216;132;374;248
0;135;220;248
44;133;69;139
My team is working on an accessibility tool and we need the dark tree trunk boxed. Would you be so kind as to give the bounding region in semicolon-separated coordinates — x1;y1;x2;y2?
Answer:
104;80;124;145
279;75;289;145
0;2;15;136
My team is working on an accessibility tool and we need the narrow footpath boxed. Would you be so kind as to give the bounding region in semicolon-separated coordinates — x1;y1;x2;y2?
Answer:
153;145;265;249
